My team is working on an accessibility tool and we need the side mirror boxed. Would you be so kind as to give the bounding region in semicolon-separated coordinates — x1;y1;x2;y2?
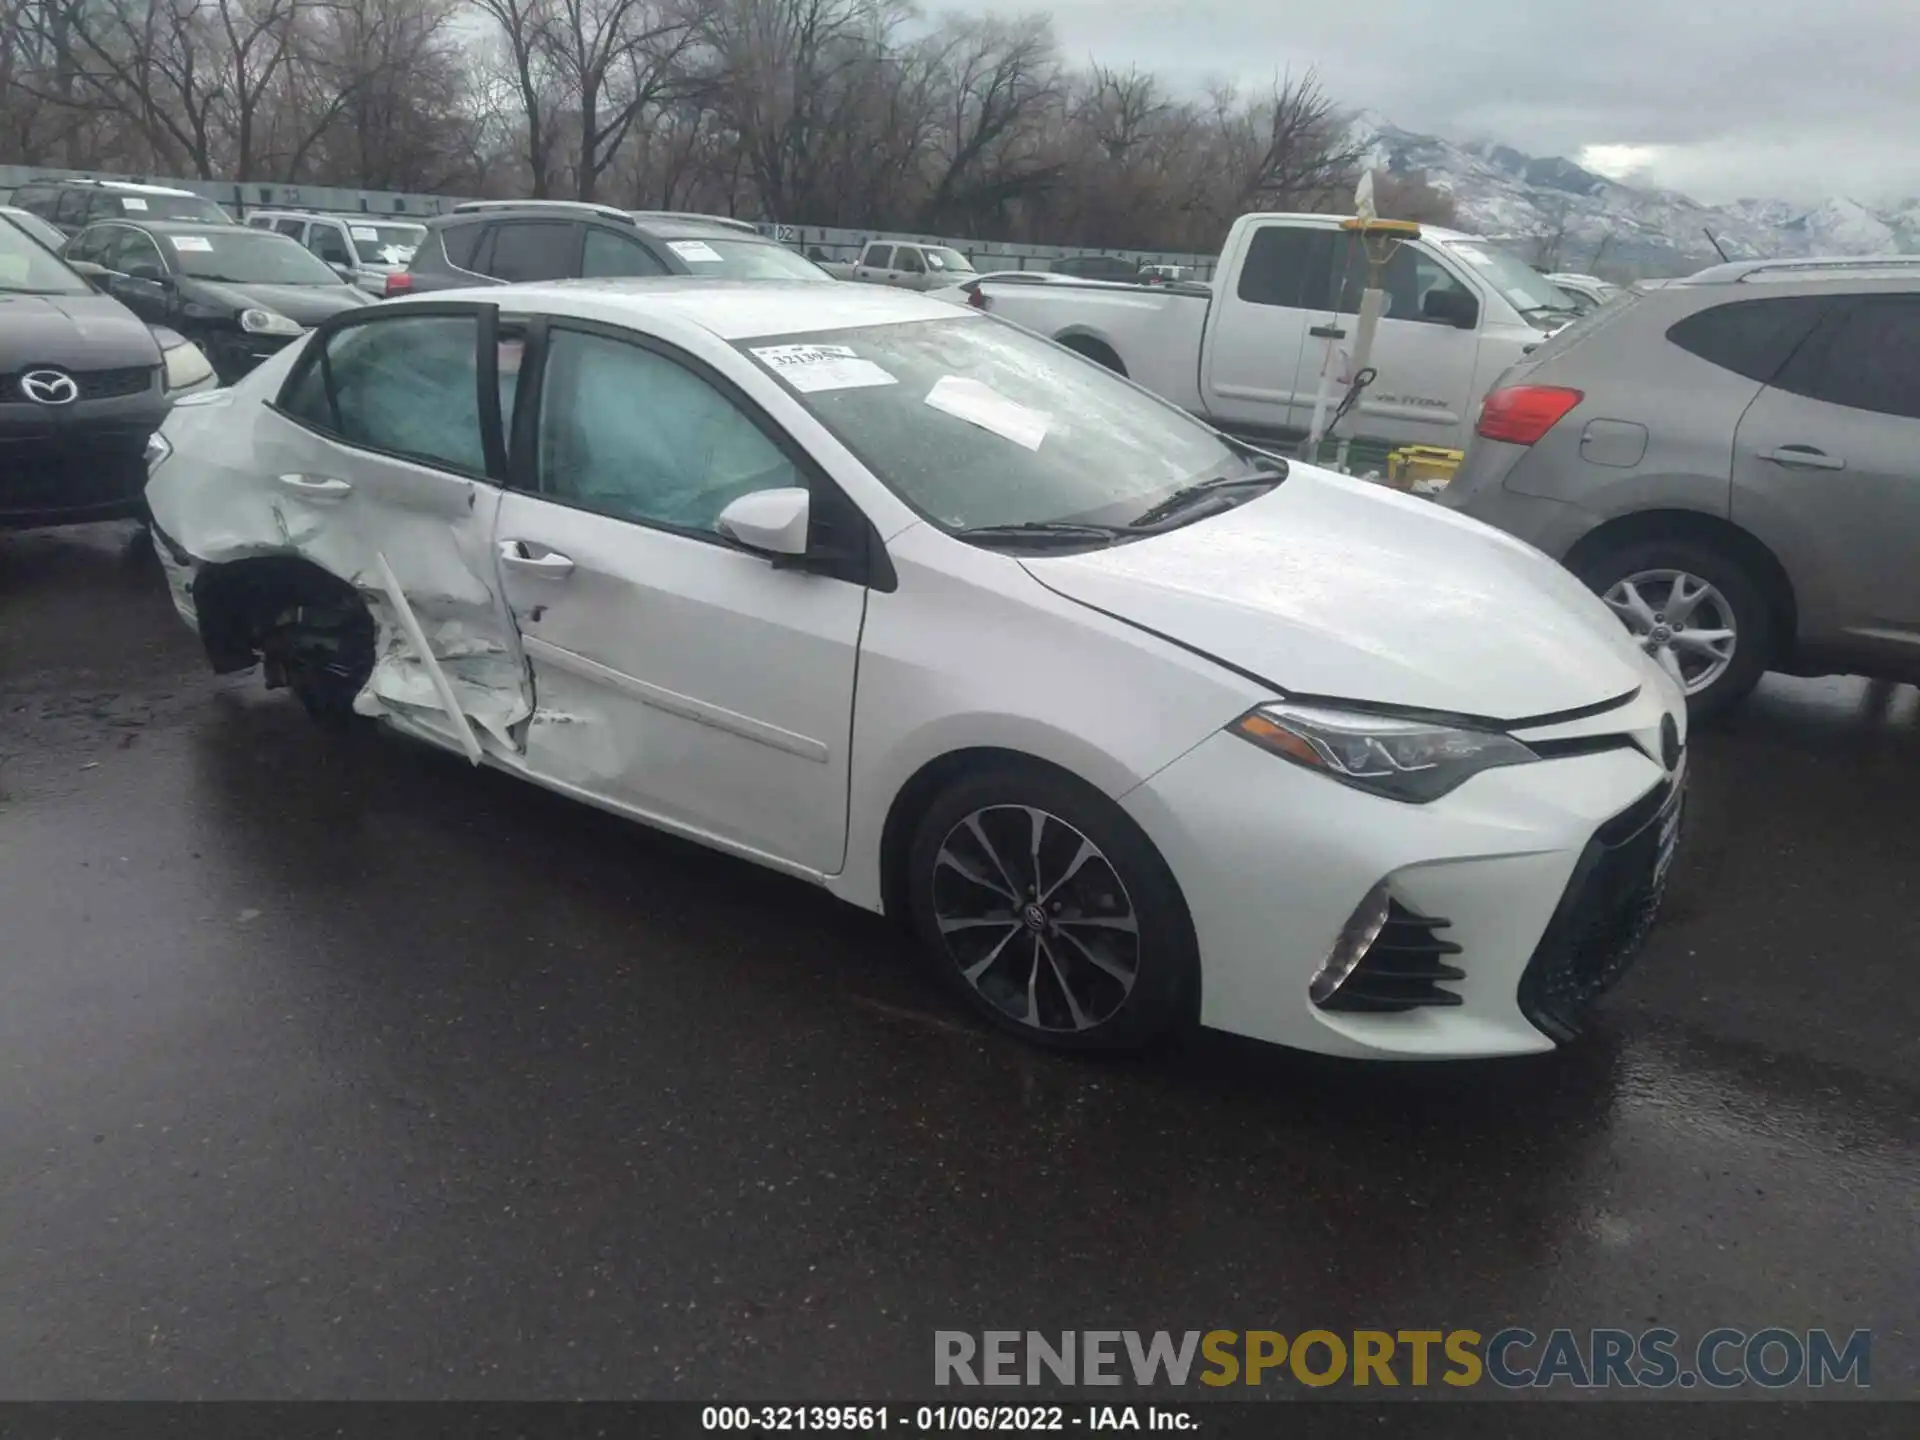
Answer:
717;487;810;557
328;261;354;280
1422;287;1479;329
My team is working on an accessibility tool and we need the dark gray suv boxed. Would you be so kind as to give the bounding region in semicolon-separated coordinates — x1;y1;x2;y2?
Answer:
388;202;833;297
1441;256;1920;717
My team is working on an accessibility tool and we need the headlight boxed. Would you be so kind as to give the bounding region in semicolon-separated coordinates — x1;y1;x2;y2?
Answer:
239;307;301;336
1229;701;1537;803
160;338;215;391
145;431;172;470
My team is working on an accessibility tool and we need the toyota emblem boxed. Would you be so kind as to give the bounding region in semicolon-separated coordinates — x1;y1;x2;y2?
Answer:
20;369;80;405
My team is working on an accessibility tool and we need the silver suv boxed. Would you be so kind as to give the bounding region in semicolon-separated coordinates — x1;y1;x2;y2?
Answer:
1441;256;1920;717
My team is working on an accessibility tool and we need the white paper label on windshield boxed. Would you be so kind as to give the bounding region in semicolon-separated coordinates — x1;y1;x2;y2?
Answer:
750;343;897;393
120;197;149;211
172;235;214;252
667;239;723;263
923;376;1051;451
350;226;380;242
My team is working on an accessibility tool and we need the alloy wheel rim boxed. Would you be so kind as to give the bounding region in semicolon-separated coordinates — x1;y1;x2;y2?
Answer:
1603;568;1737;696
930;806;1139;1032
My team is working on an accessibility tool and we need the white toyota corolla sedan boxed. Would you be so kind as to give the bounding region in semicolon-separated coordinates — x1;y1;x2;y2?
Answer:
145;279;1688;1059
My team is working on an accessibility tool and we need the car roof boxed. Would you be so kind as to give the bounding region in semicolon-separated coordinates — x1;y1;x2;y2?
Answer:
428;204;771;244
86;217;256;233
393;277;961;341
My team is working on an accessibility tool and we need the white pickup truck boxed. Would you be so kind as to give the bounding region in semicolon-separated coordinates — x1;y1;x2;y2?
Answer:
971;213;1582;453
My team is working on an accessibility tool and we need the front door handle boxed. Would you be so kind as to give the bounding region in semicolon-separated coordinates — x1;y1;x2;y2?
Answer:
277;473;353;499
498;540;575;577
1760;445;1845;471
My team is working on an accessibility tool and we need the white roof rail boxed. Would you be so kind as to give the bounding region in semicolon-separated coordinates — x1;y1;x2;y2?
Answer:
630;210;760;233
1733;254;1920;283
450;198;633;223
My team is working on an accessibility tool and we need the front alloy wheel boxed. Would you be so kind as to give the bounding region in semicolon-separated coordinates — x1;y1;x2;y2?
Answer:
931;806;1140;1034
907;766;1197;1050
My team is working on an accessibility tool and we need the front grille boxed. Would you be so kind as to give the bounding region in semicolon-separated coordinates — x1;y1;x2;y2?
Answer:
1321;901;1465;1012
0;365;158;402
1519;773;1685;1041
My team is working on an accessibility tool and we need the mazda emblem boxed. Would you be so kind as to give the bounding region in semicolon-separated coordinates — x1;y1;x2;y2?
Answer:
20;368;80;405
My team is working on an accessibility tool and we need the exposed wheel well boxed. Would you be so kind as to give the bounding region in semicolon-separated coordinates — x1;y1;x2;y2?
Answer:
1562;509;1798;652
1054;333;1127;376
879;747;1116;924
193;555;376;722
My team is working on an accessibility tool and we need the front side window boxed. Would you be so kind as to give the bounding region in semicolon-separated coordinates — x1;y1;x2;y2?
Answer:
161;228;344;286
0;216;93;294
308;223;352;266
107;228;166;276
1772;297;1920;421
739;315;1251;534
282;315;491;475
536;328;801;534
485;221;578;282
896;248;927;275
582;228;669;278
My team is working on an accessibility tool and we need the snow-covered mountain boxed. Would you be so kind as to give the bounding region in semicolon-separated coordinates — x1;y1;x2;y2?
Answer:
1354;113;1920;276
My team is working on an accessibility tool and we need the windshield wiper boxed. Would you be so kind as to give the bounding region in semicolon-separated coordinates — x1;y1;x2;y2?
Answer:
953;520;1132;548
1126;467;1285;529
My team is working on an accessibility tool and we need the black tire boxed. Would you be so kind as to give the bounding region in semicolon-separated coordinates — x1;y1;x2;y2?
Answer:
905;763;1198;1052
1575;537;1772;722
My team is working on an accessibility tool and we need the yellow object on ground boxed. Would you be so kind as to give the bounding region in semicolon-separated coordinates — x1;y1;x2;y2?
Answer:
1386;445;1463;491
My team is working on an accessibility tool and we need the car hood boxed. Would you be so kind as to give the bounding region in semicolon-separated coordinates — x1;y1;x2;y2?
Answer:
0;290;161;369
1019;465;1649;724
179;277;372;322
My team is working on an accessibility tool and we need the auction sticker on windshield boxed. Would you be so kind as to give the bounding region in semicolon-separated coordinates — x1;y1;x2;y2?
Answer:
172;235;214;252
121;197;149;211
924;375;1051;451
751;343;897;393
668;239;724;264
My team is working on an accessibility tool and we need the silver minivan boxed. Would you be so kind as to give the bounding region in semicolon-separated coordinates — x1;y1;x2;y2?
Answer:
1442;256;1920;717
244;210;426;295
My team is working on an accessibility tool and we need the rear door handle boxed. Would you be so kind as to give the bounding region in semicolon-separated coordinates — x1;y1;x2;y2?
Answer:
1760;445;1845;471
497;540;575;577
277;473;352;499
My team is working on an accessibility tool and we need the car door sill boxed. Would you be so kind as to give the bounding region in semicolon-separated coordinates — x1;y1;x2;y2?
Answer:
521;633;831;762
378;706;833;885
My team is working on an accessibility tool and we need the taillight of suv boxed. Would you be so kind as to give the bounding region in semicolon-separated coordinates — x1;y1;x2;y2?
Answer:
1475;385;1584;445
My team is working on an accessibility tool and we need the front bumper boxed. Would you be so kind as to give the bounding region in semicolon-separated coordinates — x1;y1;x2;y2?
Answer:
1122;691;1685;1059
0;390;165;529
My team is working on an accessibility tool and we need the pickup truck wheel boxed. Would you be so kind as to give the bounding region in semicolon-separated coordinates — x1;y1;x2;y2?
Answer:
1056;336;1127;377
1576;538;1771;722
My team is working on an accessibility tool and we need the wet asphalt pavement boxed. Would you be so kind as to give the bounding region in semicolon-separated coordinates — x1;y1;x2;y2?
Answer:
1;521;1915;1407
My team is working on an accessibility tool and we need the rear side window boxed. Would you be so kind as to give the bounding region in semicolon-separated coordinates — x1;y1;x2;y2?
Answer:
1236;226;1338;309
1665;297;1829;383
1770;296;1920;421
12;184;54;216
52;189;91;225
275;218;306;238
438;223;483;270
280;315;491;475
863;244;893;268
582;228;669;278
485;221;578;282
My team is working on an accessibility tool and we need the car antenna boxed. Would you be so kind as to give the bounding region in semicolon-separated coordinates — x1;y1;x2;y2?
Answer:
1703;228;1730;262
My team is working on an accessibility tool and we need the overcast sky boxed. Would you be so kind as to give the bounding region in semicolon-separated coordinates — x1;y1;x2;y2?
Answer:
999;0;1918;205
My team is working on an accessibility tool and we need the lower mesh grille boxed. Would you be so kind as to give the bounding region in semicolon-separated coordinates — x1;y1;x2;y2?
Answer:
1519;774;1684;1041
1321;901;1465;1012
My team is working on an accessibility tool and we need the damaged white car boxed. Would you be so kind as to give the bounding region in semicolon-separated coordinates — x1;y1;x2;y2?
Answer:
146;279;1688;1058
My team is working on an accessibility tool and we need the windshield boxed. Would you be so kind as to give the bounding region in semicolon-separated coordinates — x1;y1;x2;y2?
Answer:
739;316;1254;535
923;247;976;275
114;191;230;224
664;237;834;282
1446;241;1581;324
0;215;91;294
162;229;344;286
346;221;425;265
